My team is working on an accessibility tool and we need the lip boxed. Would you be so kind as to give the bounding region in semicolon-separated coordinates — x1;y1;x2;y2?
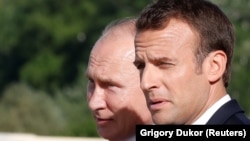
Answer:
148;99;170;111
95;117;113;126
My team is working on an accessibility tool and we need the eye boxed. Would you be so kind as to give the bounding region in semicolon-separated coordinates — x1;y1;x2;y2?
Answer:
134;61;145;70
105;82;116;87
156;61;168;66
155;61;174;68
87;77;94;84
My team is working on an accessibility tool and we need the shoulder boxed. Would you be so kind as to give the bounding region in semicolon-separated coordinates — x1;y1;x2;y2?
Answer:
207;99;250;125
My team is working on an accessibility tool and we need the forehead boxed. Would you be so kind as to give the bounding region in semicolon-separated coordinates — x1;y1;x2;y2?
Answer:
135;19;200;62
87;32;137;78
135;18;199;49
94;25;135;57
86;55;138;84
88;53;133;71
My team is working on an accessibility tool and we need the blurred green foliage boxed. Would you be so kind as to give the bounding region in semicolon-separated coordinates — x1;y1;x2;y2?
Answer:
0;0;249;137
0;0;151;137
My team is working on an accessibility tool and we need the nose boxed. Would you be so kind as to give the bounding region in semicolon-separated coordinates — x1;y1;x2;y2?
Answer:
87;87;106;111
140;66;159;92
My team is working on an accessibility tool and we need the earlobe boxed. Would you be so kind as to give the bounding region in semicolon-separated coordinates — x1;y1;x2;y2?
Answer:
205;51;227;83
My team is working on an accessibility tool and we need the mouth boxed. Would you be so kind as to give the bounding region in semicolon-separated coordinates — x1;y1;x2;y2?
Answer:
95;117;113;126
148;99;169;111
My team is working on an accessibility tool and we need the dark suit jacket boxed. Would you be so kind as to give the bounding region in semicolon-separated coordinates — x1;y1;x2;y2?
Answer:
206;99;250;125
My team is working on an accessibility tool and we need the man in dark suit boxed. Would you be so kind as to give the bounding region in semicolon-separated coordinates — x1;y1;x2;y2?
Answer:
133;0;250;125
206;99;250;124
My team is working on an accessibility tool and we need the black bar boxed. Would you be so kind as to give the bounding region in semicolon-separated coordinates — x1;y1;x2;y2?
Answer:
136;125;250;141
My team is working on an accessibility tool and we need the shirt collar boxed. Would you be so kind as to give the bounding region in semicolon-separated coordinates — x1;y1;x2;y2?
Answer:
192;94;231;125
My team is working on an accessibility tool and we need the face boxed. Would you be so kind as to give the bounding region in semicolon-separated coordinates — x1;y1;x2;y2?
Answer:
86;28;152;140
134;19;211;124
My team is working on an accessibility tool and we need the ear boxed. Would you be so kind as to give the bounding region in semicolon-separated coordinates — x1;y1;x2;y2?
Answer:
204;50;227;83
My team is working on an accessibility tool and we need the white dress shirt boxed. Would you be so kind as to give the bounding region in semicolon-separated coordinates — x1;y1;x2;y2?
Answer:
192;94;231;125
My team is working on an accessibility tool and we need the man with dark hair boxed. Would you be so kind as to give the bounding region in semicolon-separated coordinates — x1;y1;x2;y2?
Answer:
134;0;250;125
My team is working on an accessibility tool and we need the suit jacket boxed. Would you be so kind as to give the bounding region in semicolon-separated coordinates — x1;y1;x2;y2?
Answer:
206;99;250;125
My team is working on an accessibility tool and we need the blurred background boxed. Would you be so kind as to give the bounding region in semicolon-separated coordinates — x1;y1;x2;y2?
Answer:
0;0;249;138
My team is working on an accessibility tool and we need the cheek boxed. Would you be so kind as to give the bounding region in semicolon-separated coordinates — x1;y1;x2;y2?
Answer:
106;89;130;108
169;61;197;84
127;87;148;110
113;88;142;110
163;65;203;99
162;68;190;87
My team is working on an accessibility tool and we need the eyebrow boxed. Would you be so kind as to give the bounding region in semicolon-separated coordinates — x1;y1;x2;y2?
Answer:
150;56;175;63
86;70;123;86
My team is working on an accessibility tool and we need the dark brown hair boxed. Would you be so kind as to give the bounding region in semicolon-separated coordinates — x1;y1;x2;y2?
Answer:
136;0;234;87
